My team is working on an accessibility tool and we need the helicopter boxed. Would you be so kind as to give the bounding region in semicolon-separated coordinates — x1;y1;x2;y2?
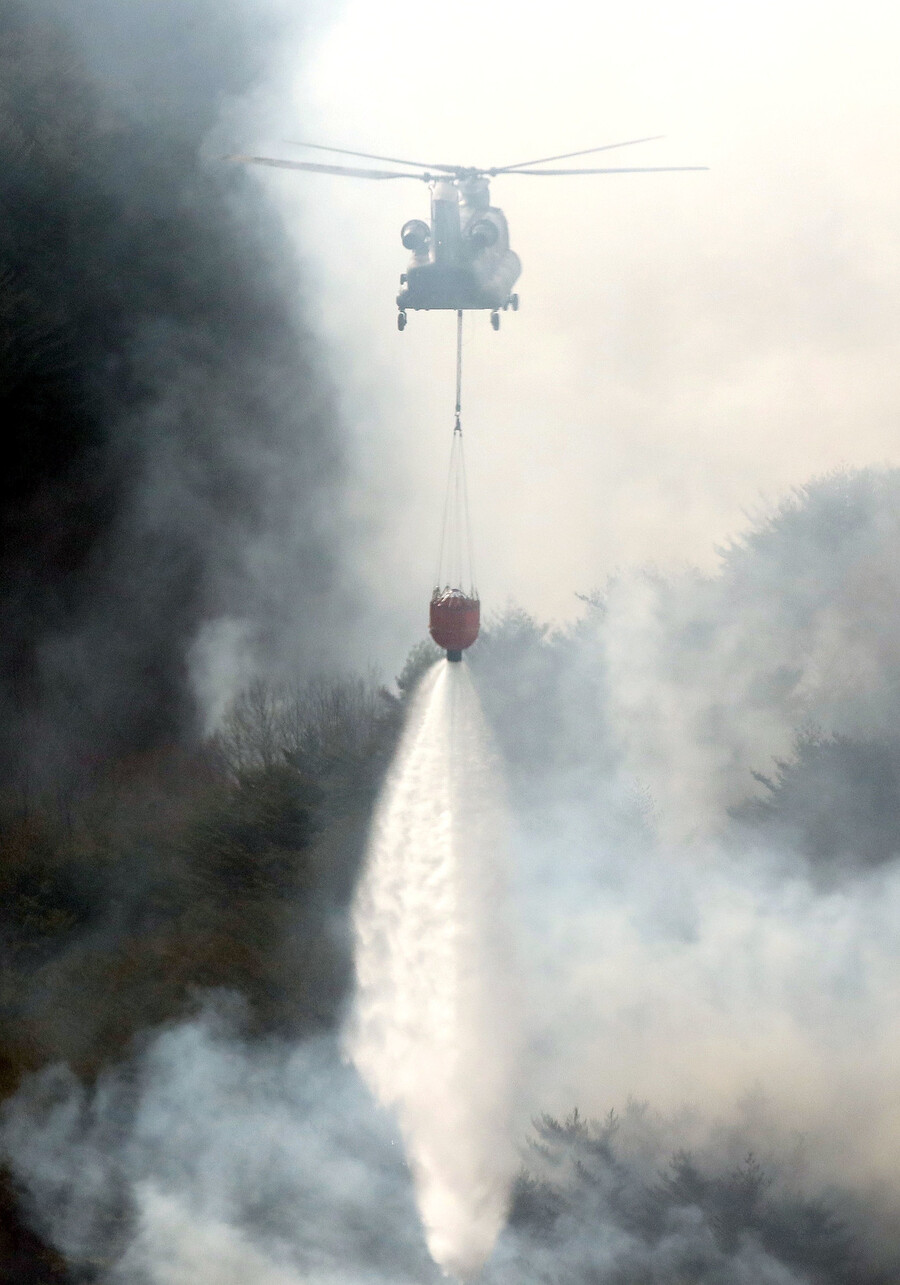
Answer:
230;138;707;330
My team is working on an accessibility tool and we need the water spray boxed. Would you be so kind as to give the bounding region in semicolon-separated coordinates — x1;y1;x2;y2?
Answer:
347;661;516;1277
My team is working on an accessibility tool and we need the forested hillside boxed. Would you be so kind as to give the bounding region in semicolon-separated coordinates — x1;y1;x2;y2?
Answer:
8;470;900;1280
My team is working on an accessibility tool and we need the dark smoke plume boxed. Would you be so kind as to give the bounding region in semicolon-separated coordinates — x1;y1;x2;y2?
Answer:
0;0;352;786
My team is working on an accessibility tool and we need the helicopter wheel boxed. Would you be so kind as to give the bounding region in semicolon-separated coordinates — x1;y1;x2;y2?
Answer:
490;310;500;331
398;311;407;332
510;293;519;311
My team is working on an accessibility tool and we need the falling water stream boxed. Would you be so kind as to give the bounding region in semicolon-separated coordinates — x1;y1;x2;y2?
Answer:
347;661;516;1278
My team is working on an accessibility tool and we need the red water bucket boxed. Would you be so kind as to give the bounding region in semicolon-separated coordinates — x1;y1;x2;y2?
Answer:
429;589;480;656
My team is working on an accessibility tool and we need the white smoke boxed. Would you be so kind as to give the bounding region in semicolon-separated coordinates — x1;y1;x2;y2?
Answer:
1;1007;437;1285
347;661;518;1278
600;471;900;839
514;831;900;1183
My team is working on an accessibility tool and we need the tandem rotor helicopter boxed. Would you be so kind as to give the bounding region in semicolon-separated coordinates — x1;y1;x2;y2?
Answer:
230;137;707;330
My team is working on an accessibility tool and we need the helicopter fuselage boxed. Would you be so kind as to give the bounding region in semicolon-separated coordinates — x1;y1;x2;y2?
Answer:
397;178;521;316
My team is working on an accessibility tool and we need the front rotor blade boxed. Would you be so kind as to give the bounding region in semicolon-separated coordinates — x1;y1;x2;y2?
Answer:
284;139;464;174
492;136;665;173
229;155;427;180
499;165;708;175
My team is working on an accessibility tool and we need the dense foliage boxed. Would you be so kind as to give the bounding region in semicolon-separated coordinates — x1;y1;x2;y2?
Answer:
0;676;401;1281
503;1111;885;1285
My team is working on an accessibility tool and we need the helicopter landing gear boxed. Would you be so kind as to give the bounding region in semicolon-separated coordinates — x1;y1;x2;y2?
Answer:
490;310;500;331
398;311;407;331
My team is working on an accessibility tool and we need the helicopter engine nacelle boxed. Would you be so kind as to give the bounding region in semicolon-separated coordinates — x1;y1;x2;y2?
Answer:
401;219;431;254
465;218;500;252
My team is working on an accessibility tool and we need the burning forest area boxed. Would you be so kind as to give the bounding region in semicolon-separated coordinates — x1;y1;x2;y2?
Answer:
4;1;900;1284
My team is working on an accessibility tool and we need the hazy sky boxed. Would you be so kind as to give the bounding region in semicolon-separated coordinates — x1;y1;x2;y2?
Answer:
236;0;900;654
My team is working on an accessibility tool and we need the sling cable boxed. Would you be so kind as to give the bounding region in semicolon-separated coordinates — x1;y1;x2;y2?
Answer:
429;311;480;662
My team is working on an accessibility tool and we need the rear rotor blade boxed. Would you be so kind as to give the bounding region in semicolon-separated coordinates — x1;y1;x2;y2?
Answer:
229;155;427;180
284;139;464;174
499;165;708;175
492;136;665;173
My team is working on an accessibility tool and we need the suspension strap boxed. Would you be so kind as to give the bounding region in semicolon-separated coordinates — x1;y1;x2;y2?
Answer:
454;309;476;589
434;310;477;595
454;308;462;434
